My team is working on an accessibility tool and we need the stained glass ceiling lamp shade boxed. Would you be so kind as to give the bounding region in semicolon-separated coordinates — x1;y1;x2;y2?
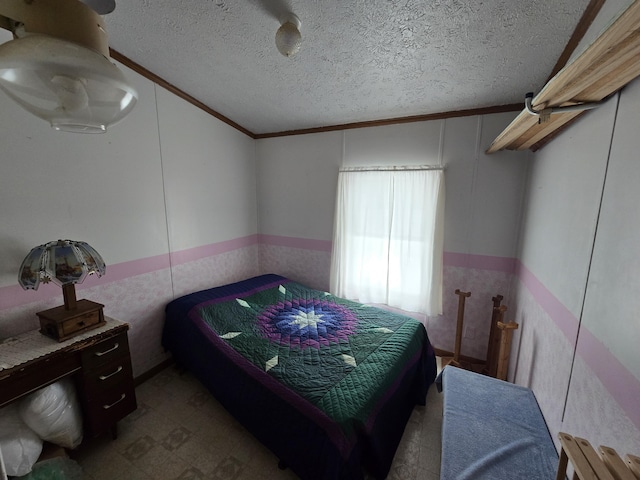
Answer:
0;0;137;133
19;240;107;340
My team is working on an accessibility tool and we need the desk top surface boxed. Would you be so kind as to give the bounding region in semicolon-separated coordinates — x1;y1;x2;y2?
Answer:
0;317;127;373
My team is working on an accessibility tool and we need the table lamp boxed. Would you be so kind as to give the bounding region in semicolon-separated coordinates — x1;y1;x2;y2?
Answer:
18;239;106;341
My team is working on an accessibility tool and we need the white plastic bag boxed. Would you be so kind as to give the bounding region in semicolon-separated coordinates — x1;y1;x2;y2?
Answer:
0;403;43;477
19;378;83;450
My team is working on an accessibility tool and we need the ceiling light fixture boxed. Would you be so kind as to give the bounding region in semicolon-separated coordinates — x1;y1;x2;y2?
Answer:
0;0;137;133
275;13;302;58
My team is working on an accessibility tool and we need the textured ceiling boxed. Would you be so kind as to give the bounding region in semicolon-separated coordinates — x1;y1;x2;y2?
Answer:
101;1;592;135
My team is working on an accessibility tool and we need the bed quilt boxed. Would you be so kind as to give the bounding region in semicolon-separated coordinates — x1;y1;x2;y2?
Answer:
163;274;437;480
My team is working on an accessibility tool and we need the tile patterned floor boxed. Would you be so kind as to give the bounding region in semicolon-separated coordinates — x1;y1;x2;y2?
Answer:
72;363;443;480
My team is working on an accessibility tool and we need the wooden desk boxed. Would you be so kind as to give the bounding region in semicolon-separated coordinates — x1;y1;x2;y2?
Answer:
0;317;137;438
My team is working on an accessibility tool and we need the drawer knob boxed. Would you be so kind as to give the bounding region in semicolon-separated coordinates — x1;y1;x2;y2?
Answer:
103;393;126;410
95;342;119;357
99;365;123;381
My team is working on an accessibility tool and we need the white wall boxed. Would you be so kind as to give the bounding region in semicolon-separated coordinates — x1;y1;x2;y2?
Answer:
438;114;530;357
510;0;640;456
511;92;617;444
4;9;638;459
256;131;343;242
2;32;529;374
0;62;167;282
512;77;640;454
580;81;640;376
158;88;257;252
0;52;258;376
564;77;640;450
256;114;528;358
444;114;529;259
343;121;443;167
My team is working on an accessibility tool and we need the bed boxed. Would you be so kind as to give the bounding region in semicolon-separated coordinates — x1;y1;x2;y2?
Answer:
162;274;437;480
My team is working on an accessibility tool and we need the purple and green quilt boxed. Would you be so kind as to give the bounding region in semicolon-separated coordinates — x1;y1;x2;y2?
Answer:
163;274;437;480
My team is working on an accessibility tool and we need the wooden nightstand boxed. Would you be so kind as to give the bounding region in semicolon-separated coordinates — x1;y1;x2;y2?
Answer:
0;317;137;439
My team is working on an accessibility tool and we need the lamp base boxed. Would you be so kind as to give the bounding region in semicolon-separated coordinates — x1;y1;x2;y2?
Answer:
36;299;105;342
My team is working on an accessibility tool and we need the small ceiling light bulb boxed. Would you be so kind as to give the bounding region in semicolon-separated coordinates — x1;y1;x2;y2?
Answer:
275;14;302;57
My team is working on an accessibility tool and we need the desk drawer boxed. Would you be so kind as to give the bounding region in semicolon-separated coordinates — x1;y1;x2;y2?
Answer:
83;383;137;437
0;318;134;439
79;330;137;436
83;358;134;395
81;333;130;371
0;354;81;407
61;310;103;337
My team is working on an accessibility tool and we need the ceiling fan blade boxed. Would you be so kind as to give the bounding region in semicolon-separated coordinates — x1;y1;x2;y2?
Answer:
80;0;116;15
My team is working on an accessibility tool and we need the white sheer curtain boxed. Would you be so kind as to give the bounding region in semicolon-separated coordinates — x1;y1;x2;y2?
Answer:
330;167;445;315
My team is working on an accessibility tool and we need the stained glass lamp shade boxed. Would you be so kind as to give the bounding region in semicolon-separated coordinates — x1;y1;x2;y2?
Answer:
18;239;106;310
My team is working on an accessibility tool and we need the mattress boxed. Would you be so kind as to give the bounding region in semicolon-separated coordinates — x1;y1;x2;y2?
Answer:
163;274;437;479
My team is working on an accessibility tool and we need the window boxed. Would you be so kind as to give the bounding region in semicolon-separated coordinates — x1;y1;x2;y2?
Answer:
330;167;445;315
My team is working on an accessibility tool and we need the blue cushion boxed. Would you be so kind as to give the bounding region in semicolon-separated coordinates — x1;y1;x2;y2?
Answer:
440;366;558;480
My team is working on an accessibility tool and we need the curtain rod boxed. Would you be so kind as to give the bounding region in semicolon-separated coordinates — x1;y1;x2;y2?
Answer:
339;165;445;172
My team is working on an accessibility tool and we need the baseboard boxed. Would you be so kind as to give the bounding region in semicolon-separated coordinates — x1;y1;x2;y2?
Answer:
434;348;486;366
134;358;175;386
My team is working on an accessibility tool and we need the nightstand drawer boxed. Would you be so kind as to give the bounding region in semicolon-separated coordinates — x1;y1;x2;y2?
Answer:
81;332;130;371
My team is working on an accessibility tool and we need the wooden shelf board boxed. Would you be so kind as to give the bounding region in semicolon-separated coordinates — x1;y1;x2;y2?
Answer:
516;111;583;151
488;1;640;154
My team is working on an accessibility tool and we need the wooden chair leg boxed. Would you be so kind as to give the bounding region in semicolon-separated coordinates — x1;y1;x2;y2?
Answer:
484;301;506;377
451;289;471;367
496;320;518;381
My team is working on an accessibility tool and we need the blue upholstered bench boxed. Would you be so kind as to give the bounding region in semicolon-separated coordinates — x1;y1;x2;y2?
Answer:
438;366;558;480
